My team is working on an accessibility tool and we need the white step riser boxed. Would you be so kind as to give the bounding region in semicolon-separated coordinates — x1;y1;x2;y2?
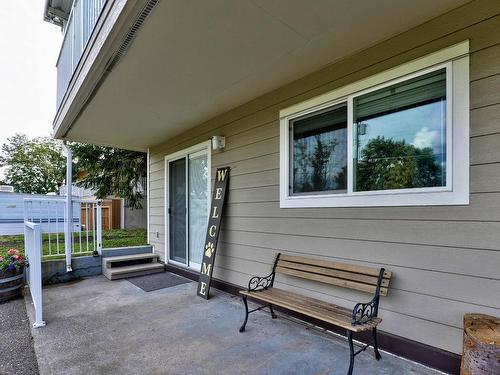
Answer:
103;253;159;269
102;254;164;280
105;267;165;280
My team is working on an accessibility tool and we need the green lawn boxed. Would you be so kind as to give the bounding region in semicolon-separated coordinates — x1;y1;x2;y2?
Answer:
0;228;148;259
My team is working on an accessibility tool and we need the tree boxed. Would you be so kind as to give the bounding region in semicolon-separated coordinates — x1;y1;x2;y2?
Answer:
310;135;338;191
0;134;66;194
293;135;339;192
70;144;146;209
356;136;443;191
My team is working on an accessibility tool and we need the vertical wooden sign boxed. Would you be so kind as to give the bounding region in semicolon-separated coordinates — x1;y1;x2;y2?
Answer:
197;167;230;299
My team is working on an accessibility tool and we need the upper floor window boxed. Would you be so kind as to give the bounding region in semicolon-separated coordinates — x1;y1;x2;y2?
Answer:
280;42;469;207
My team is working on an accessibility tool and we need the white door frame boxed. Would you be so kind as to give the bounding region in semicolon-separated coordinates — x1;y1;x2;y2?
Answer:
164;140;211;270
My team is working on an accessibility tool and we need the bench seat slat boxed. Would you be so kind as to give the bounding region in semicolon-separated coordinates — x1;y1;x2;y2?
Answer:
280;255;392;279
276;266;389;296
240;288;381;332
262;288;355;317
278;260;390;288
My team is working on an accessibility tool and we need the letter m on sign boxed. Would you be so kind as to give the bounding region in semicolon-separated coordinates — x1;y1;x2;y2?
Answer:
197;167;230;299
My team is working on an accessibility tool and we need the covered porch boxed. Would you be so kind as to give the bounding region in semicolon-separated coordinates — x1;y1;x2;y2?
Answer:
25;275;439;375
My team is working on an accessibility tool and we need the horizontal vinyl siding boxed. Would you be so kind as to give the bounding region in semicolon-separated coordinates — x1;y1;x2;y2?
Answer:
149;0;500;354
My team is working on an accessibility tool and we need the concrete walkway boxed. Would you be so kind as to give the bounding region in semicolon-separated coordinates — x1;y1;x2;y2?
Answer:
0;297;39;375
26;276;442;375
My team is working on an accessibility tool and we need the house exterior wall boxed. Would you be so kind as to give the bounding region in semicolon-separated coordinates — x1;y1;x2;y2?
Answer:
148;0;500;355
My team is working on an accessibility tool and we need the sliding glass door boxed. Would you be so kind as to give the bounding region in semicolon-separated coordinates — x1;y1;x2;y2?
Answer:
167;148;209;270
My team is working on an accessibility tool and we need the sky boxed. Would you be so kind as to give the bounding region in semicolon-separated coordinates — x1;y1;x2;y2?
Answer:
0;1;62;145
0;1;61;178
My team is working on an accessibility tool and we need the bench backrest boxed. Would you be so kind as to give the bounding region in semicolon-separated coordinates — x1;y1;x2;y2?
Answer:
275;254;392;296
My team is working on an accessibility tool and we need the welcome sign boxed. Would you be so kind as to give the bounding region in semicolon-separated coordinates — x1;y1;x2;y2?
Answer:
197;167;230;299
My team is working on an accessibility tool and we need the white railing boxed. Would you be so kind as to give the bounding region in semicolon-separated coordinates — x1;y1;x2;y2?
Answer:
56;0;106;107
24;221;45;328
23;197;103;328
24;198;103;258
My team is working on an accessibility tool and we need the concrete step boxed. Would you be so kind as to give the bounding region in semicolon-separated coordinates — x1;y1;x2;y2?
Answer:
103;262;165;280
103;253;159;268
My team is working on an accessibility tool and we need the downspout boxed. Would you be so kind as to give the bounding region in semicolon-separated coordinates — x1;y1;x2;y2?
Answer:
62;141;73;272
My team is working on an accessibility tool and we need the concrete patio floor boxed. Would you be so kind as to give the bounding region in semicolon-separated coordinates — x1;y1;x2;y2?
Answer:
26;275;443;375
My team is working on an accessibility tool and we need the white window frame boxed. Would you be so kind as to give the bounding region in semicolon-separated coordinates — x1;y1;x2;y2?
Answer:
280;41;470;208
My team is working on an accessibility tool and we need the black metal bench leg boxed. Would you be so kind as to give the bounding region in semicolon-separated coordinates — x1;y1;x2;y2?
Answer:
269;304;277;319
372;328;381;360
347;331;354;375
239;295;249;332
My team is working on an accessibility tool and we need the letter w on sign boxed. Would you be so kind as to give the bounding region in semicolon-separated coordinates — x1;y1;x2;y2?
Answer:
197;167;230;299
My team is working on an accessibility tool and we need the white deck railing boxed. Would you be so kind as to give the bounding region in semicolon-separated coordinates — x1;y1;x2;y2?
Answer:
24;198;103;259
56;0;106;107
24;221;45;328
23;197;103;328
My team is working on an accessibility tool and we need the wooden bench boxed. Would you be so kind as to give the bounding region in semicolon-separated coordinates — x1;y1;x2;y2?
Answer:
238;253;392;375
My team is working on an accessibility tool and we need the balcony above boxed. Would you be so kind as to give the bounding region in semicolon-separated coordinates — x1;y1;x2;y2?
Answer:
44;0;73;27
50;0;469;151
49;0;107;107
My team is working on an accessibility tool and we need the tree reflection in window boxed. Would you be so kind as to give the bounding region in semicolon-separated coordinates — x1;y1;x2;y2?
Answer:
291;104;347;194
355;137;443;191
354;68;447;191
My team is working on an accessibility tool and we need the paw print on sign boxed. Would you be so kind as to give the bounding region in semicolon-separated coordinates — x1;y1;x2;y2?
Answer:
204;242;215;258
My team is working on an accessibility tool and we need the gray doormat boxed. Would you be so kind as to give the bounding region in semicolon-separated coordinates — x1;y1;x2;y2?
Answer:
127;272;192;292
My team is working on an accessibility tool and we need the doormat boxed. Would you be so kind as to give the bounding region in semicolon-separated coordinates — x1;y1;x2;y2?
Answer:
127;272;192;292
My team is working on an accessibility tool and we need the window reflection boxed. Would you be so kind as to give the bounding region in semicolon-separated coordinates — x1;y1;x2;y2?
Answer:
291;104;347;194
353;69;446;191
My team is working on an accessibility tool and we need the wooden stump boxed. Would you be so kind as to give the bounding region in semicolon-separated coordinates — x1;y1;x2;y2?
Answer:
461;314;500;375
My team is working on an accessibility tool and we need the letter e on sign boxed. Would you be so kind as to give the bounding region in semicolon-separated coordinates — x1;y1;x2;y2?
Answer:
199;282;207;296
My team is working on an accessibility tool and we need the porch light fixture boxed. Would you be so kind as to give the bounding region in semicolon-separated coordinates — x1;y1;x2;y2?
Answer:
212;136;226;151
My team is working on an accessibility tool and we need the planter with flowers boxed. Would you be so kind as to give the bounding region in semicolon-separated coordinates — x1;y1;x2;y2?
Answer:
0;249;26;303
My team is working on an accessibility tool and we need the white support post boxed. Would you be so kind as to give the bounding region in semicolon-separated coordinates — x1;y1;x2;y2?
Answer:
62;142;73;272
31;223;46;328
24;221;46;328
96;200;102;256
120;198;125;230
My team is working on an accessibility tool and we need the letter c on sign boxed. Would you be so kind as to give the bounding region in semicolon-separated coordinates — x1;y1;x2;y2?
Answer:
209;225;216;237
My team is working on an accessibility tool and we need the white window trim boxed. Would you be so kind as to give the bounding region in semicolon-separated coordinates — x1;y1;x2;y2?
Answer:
280;41;469;208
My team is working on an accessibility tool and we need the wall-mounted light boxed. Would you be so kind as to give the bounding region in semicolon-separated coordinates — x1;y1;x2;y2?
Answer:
212;136;226;151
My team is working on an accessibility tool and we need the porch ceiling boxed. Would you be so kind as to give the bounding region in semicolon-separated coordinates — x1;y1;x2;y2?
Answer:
60;0;469;151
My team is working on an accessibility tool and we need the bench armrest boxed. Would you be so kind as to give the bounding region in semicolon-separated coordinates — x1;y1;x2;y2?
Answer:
351;297;378;325
247;273;274;292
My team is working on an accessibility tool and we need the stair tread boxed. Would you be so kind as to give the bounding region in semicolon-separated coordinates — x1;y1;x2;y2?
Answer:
104;253;158;263
108;262;164;275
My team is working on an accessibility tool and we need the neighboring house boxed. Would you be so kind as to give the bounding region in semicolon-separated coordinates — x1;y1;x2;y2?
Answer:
0;192;80;235
59;183;147;229
44;0;500;372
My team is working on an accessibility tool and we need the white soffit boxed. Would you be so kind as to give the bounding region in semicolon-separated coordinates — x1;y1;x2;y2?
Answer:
66;0;470;151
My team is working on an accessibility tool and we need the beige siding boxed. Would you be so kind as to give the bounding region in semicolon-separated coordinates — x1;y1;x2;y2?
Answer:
148;1;500;354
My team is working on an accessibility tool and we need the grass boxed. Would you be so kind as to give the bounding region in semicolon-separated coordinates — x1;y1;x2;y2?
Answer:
0;228;148;259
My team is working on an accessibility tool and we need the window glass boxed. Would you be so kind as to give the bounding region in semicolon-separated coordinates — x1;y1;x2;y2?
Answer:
291;103;347;194
353;69;446;192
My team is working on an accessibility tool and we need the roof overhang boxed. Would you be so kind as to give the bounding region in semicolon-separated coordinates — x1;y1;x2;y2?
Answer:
52;0;470;151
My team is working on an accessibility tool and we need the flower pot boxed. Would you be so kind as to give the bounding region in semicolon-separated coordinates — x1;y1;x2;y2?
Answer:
0;268;24;303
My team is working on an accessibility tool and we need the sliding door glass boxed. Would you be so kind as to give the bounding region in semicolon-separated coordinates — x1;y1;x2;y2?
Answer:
188;151;209;268
168;148;209;269
169;158;187;264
